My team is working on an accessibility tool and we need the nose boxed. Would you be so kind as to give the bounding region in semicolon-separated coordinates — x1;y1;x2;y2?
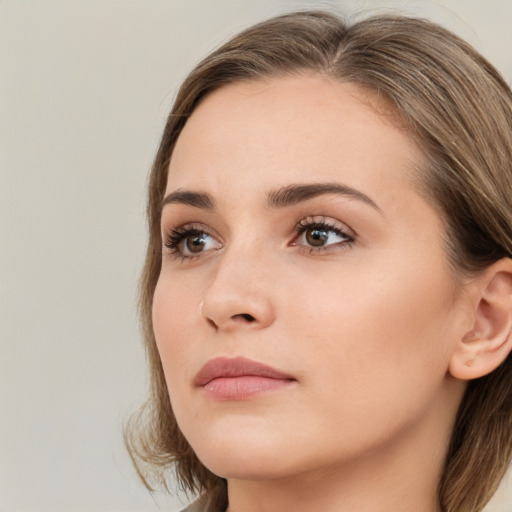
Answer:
200;247;276;332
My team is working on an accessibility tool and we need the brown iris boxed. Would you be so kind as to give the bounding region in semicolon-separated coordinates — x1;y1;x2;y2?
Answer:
305;227;329;247
186;233;207;253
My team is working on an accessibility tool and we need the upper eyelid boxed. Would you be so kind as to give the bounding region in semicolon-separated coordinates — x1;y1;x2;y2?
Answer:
166;223;214;237
294;216;356;236
162;216;354;233
162;221;215;235
160;208;223;235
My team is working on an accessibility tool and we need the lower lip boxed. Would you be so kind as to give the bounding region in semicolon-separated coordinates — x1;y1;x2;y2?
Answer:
202;376;295;401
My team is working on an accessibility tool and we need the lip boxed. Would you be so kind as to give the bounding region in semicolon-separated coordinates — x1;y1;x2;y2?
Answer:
194;356;296;401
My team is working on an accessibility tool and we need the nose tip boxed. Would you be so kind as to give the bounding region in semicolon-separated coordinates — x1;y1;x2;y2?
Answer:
200;287;274;332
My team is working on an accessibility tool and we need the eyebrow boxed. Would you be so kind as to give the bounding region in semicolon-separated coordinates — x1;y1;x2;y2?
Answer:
266;183;382;213
161;190;215;211
161;182;382;214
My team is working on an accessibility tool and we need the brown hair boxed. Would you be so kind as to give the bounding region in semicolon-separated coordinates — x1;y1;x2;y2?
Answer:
126;10;512;512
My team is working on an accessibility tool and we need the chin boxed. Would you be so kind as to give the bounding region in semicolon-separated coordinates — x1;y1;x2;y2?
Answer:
181;416;302;480
197;448;296;481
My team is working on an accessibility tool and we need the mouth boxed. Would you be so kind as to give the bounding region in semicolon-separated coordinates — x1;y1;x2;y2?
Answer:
194;356;297;401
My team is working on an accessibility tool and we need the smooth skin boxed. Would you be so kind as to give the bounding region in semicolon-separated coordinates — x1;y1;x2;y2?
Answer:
153;75;512;512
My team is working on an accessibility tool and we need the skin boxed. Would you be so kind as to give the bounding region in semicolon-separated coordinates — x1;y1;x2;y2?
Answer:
152;75;476;512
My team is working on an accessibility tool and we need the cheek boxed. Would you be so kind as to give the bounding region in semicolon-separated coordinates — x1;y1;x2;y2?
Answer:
295;259;452;347
152;274;199;389
288;256;458;426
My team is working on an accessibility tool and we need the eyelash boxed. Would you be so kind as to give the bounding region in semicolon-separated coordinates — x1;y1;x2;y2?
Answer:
163;217;355;260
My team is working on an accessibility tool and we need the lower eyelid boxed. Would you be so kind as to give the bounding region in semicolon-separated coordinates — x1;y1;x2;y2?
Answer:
296;237;355;254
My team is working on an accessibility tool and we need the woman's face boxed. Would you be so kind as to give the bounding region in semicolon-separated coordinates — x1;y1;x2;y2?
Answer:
153;75;469;481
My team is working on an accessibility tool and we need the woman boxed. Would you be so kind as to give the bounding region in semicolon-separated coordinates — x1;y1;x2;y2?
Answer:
127;10;512;512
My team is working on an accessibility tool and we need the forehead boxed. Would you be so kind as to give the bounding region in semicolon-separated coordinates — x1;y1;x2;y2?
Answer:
166;75;422;199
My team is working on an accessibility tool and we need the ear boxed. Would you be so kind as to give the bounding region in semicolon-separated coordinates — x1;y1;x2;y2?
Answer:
449;258;512;380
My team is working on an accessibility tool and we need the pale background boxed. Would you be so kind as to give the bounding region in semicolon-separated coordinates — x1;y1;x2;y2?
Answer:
1;1;511;511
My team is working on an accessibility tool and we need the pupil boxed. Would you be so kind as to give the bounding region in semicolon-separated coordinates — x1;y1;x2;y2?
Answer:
306;228;328;246
186;234;206;253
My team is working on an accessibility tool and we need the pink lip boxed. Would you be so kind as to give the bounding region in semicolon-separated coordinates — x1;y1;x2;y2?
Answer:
194;356;296;401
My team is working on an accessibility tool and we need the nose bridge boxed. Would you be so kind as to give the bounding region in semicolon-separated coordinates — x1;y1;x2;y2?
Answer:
201;232;275;330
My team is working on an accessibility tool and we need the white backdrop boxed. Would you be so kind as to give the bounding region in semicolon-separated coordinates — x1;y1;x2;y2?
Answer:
1;1;511;511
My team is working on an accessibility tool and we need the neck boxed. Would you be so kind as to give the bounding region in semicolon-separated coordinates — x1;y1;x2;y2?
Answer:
226;444;442;512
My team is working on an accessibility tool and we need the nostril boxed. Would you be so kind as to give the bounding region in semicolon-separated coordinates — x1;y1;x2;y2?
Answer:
236;313;256;322
207;318;218;330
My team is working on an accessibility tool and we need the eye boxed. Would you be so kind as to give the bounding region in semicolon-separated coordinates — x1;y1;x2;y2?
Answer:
292;217;354;250
164;224;222;259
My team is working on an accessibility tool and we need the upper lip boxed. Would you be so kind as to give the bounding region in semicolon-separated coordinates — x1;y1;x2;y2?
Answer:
194;356;296;387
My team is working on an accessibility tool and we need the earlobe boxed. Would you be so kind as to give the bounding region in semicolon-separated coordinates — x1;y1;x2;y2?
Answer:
449;258;512;380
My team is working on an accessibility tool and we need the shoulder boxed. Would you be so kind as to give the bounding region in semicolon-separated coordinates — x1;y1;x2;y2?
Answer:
180;502;203;512
180;498;211;512
180;495;225;512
